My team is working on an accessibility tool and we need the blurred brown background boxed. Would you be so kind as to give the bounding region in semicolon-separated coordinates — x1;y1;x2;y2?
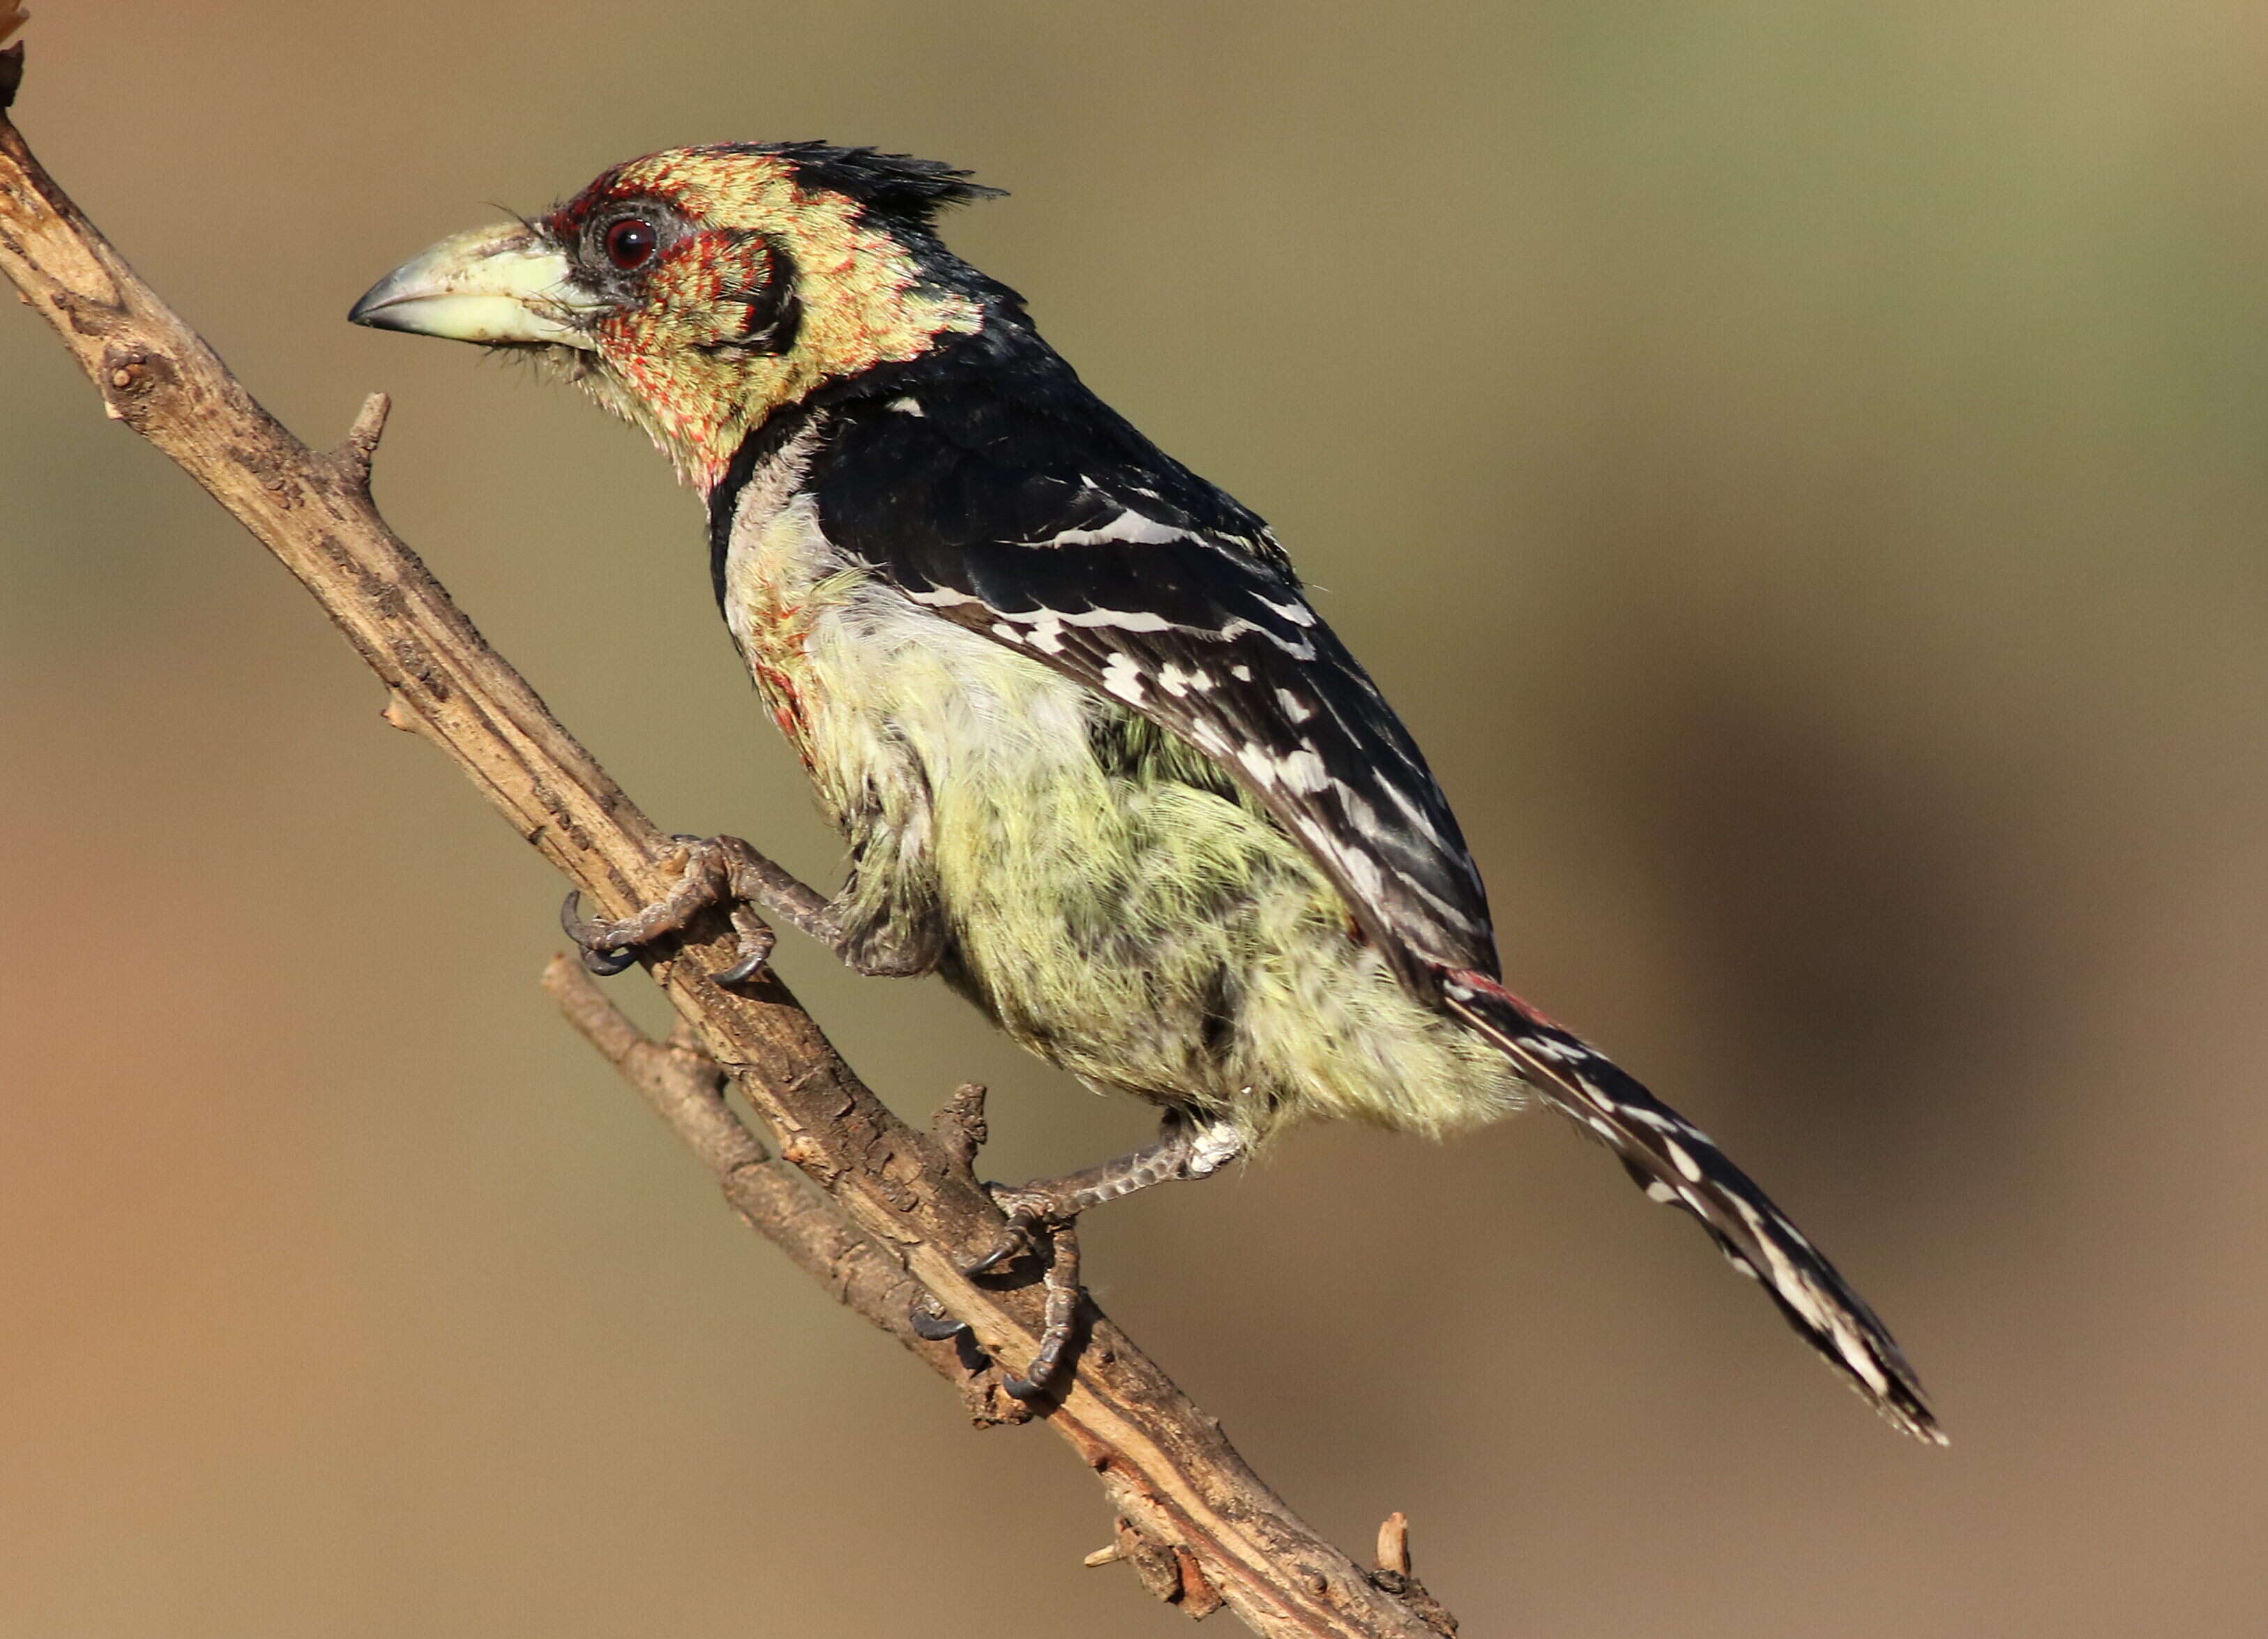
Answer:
6;2;2265;1633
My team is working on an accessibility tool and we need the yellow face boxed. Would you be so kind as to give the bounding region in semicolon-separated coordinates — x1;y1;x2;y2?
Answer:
349;146;989;491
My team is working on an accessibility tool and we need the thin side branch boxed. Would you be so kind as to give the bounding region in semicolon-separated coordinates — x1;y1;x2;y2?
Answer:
2;52;1454;1639
541;957;1027;1428
327;388;391;491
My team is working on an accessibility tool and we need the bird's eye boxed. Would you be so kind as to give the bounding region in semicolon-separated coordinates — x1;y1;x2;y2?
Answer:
603;219;659;271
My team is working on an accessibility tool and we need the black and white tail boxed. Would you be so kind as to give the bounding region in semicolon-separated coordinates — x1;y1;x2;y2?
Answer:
1440;969;1944;1445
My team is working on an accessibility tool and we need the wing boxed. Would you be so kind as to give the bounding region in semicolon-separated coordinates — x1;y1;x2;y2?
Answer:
795;377;1498;984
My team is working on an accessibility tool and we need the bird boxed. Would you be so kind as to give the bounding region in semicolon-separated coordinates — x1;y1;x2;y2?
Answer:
349;142;1941;1440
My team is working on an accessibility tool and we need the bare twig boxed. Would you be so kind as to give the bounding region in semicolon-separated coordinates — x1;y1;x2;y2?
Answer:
1366;1513;1455;1636
540;957;1028;1428
1377;1514;1412;1578
1;51;1456;1639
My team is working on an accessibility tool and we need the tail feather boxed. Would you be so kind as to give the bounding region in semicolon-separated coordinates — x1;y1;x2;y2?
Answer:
1440;969;1944;1445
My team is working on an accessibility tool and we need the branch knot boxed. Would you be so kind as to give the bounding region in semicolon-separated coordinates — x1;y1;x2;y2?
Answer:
96;341;171;424
326;391;391;494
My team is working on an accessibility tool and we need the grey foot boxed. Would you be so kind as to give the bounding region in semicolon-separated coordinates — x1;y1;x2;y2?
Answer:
557;835;784;983
909;1291;971;1342
996;1217;1082;1402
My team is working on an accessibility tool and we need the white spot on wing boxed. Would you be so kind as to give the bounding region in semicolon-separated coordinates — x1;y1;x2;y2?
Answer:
1234;742;1331;794
1256;594;1317;627
1060;607;1172;632
1219;618;1315;659
1100;651;1147;704
1340;787;1388;842
1278;748;1329;792
887;397;924;416
1047;509;1186;547
981;603;1172;633
1383;780;1453;848
1403;877;1485;930
1335;844;1386;904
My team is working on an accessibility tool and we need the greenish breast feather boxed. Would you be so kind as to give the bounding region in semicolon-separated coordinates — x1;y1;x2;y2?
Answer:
720;462;1527;1151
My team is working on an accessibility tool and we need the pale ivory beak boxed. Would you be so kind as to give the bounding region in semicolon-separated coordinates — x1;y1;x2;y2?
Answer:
347;224;600;347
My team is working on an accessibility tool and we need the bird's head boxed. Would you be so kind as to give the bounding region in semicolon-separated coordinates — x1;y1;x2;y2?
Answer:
349;144;1005;491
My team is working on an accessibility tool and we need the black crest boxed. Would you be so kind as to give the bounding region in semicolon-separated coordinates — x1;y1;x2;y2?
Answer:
748;142;1005;226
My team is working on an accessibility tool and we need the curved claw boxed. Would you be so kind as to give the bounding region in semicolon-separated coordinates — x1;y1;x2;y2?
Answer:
963;1218;1031;1278
965;1183;1078;1278
559;891;637;976
716;949;767;985
716;908;777;986
907;1294;970;1341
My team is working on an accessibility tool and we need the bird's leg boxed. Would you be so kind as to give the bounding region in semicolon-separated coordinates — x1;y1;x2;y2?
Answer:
911;1083;993;1341
968;1110;1246;1274
916;1107;1245;1400
561;834;853;983
1000;1220;1080;1402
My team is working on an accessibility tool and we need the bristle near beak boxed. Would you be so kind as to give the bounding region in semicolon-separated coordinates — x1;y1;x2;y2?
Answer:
349;224;599;348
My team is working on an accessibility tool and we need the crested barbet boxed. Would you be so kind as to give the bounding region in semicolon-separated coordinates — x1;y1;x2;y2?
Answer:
351;143;1941;1440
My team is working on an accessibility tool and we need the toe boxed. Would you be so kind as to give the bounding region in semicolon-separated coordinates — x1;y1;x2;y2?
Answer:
963;1223;1027;1278
907;1295;970;1341
560;891;637;975
717;949;766;985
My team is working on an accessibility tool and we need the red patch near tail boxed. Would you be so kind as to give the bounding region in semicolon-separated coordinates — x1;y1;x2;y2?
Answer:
1442;967;1573;1034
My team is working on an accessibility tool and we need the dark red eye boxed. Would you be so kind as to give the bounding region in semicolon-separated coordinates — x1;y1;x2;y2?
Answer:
603;218;658;271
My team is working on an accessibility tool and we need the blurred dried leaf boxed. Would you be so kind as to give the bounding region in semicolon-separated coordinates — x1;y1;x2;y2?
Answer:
0;4;25;52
